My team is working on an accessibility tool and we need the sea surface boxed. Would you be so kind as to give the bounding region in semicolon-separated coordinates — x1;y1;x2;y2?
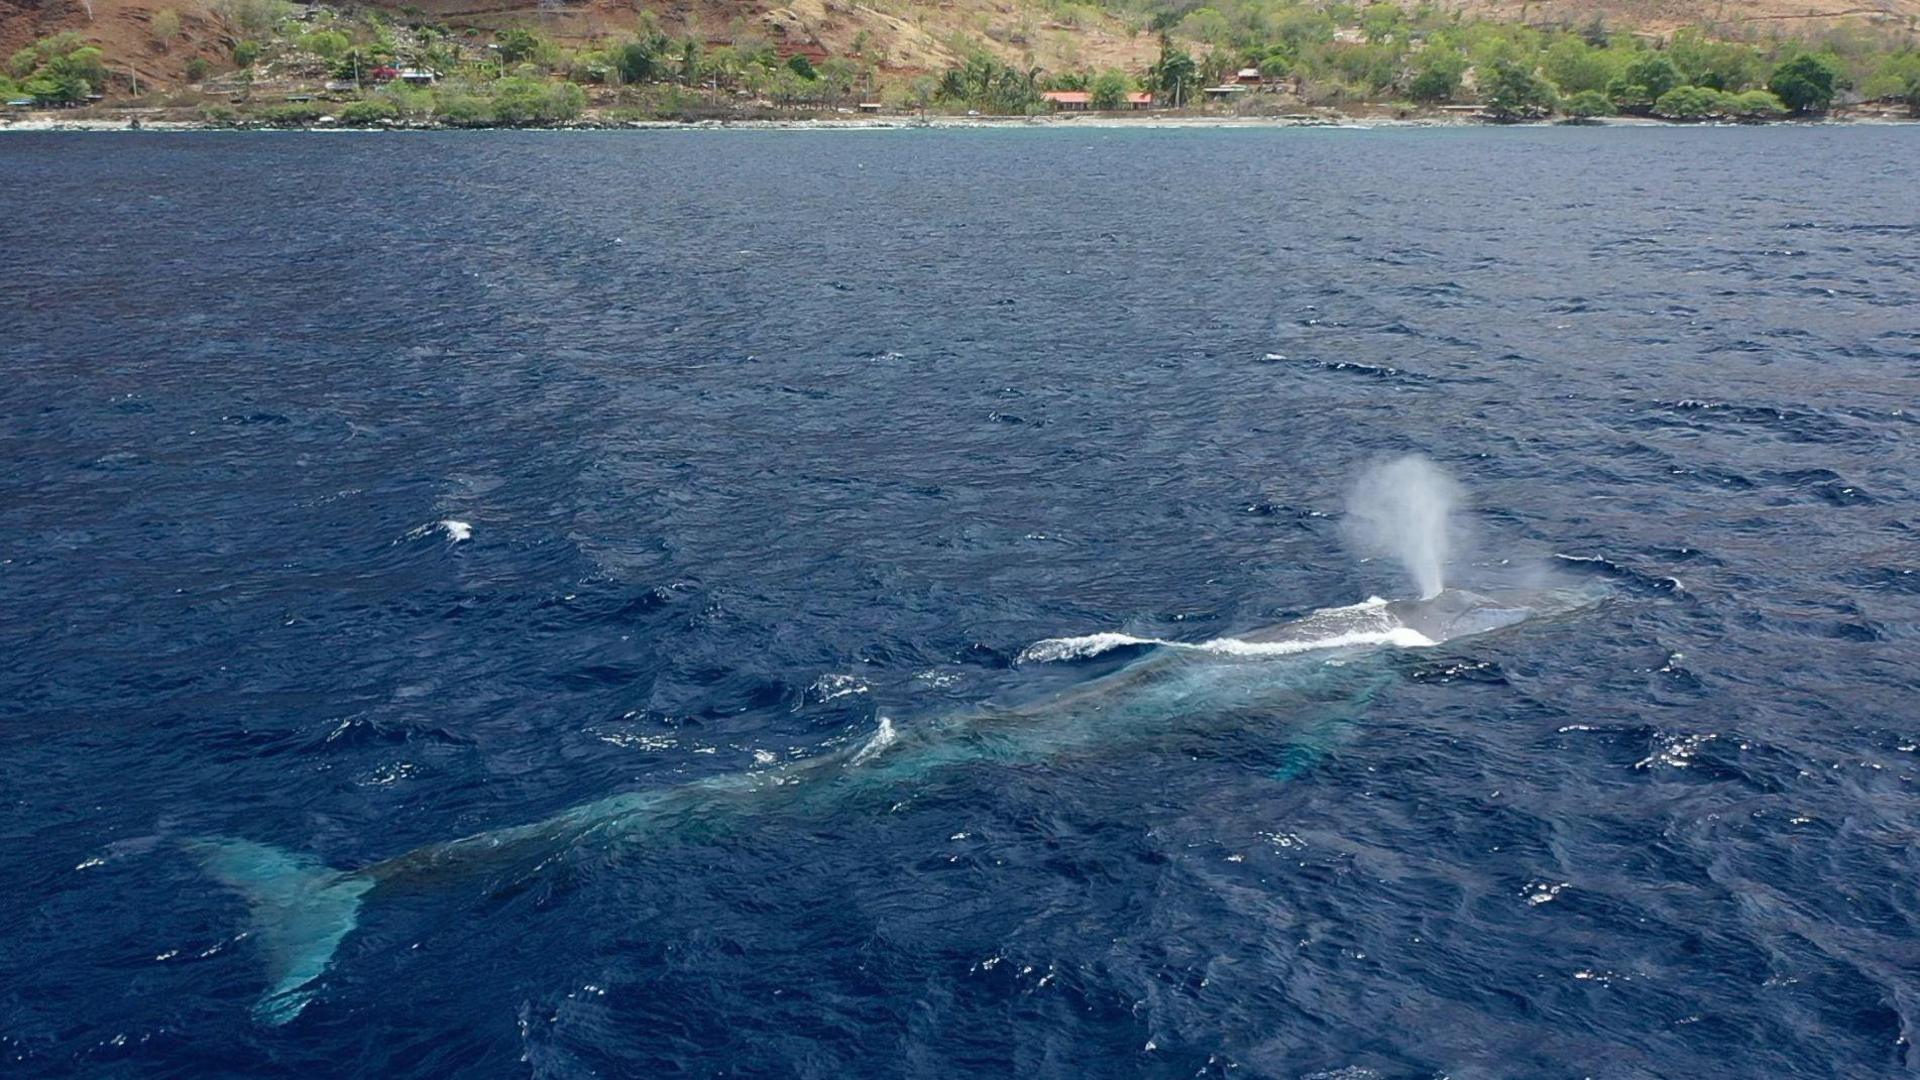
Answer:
2;126;1916;1078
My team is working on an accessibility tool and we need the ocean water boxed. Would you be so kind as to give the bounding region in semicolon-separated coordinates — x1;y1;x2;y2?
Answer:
1;126;1916;1078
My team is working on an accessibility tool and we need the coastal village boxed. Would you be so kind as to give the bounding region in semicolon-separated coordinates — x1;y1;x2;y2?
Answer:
3;0;1919;128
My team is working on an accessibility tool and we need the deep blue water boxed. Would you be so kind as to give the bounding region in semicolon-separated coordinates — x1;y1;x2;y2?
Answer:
2;126;1917;1078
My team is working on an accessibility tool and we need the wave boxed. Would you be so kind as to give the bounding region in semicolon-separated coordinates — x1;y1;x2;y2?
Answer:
404;519;472;543
1017;598;1435;664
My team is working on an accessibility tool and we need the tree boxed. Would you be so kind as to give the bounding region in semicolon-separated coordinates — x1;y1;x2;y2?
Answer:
1147;40;1196;108
1541;38;1617;95
495;28;544;66
30;43;105;103
1360;2;1405;44
1257;51;1291;80
1090;67;1130;110
1481;58;1556;119
1767;53;1840;114
786;54;817;80
1667;29;1761;92
232;39;261;68
1606;51;1680;112
1406;48;1465;102
1859;51;1920;100
677;37;700;85
818;56;858;103
151;8;182;50
618;38;666;84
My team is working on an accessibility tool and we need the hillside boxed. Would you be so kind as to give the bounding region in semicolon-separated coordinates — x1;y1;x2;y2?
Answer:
6;0;1919;93
1;0;1161;89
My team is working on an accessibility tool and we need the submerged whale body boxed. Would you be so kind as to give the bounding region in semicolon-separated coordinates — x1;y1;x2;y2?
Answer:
192;584;1602;1024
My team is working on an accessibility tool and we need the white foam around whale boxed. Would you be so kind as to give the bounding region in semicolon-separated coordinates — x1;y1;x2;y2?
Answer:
1017;598;1436;664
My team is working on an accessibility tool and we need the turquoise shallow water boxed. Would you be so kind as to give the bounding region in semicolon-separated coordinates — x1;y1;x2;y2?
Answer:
2;126;1917;1078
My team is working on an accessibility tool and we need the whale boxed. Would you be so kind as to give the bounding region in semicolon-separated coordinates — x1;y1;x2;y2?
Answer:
188;583;1604;1024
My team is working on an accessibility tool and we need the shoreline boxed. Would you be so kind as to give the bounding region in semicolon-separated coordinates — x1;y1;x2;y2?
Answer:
3;110;1915;133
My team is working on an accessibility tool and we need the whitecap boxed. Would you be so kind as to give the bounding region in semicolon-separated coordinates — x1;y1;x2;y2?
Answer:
807;673;870;703
440;519;472;542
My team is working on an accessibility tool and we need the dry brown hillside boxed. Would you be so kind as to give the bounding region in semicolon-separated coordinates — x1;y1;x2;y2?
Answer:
1;0;1159;88
1446;0;1918;34
4;0;1916;90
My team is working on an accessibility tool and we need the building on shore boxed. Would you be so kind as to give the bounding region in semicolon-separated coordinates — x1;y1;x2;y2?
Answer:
1042;91;1156;112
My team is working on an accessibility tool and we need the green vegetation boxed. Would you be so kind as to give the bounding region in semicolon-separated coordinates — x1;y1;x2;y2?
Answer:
1858;51;1920;101
1481;58;1556;120
488;76;586;124
936;53;1046;112
150;9;183;51
6;32;107;104
1562;89;1614;118
1406;48;1465;103
1606;53;1681;113
1767;53;1842;113
10;0;1916;125
299;30;351;61
335;96;398;123
1090;67;1132;109
1146;37;1198;109
1653;83;1723;119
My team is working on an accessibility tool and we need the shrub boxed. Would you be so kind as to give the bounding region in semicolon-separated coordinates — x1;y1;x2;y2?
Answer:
1859;52;1920;101
214;0;289;36
434;90;492;125
232;40;261;68
1563;88;1614;117
1653;84;1725;119
488;76;584;124
379;82;432;117
300;30;350;60
151;9;182;49
337;96;398;123
1725;89;1785;119
185;56;210;82
260;101;322;124
786;54;817;80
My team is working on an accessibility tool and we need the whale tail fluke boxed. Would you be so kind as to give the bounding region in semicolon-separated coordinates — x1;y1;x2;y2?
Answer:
187;837;373;1025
